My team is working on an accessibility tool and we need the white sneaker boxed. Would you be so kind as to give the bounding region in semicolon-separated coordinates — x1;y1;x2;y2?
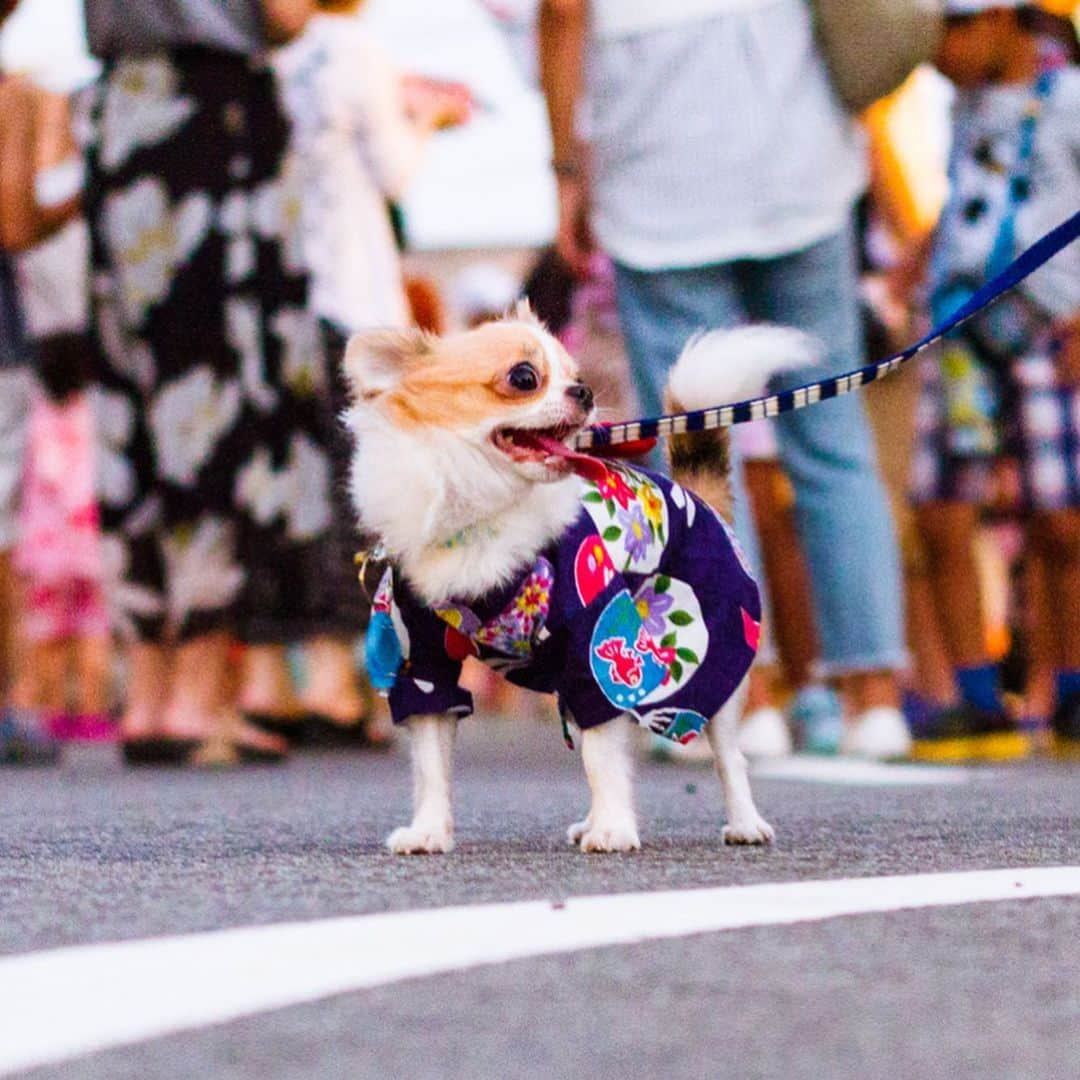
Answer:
840;706;912;760
737;706;793;759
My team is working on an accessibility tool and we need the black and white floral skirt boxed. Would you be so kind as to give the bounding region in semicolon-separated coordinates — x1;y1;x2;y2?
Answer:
86;47;356;643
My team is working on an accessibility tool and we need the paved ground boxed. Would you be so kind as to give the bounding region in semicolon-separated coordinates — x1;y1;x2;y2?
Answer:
2;717;1078;1079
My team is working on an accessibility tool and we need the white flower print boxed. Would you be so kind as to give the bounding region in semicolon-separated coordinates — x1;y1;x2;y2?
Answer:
218;192;255;285
161;517;245;631
218;191;250;235
272;307;325;396
150;366;243;485
105;177;211;325
226;298;277;412
235;447;286;526
250;158;306;275
283;434;332;541
88;387;137;508
100;535;164;641
100;58;196;172
234;435;332;541
94;292;155;392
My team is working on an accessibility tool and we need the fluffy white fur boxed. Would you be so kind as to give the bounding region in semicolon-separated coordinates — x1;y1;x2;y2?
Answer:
346;320;809;854
666;325;820;410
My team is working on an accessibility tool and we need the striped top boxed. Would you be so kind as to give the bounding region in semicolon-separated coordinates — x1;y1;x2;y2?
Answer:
584;0;865;270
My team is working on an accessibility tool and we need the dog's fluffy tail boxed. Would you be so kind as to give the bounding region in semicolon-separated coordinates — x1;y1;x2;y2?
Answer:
664;326;820;522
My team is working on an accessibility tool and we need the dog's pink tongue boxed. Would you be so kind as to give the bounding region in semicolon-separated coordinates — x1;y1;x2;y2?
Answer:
513;431;608;483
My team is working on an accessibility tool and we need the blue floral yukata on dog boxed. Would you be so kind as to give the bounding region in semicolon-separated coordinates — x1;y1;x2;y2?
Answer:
366;463;761;745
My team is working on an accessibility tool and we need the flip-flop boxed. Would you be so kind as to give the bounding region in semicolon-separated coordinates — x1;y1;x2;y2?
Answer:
298;713;394;751
120;737;202;767
243;712;307;746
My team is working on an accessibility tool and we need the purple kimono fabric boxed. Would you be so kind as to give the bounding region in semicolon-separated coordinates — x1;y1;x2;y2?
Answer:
372;463;761;745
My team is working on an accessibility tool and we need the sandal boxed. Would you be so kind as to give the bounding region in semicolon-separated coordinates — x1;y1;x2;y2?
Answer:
121;736;202;767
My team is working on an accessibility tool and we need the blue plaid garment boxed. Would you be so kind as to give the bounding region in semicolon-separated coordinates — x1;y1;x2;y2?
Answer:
368;464;761;745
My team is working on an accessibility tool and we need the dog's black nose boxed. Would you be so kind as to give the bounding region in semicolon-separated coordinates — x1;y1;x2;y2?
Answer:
566;382;594;411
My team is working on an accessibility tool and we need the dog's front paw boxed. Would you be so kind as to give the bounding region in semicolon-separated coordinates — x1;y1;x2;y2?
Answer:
566;817;591;846
386;821;455;855
577;817;640;854
722;815;775;846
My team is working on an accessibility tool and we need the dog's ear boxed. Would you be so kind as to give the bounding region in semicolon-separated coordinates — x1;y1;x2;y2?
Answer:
512;298;541;325
343;328;432;401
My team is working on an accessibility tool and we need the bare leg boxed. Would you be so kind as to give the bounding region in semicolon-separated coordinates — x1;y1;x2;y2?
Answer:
745;460;819;688
74;635;112;716
904;561;957;706
567;715;640;853
387;714;457;854
239;643;304;717
121;642;170;739
918;501;987;667
301;635;366;722
707;676;775;845
1032;509;1080;671
10;639;65;712
161;632;230;741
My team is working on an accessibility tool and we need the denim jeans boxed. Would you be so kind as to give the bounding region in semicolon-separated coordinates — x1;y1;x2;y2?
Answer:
613;225;905;674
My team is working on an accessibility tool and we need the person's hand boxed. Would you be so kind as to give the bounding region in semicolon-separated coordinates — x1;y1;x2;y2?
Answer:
556;172;594;279
402;76;473;132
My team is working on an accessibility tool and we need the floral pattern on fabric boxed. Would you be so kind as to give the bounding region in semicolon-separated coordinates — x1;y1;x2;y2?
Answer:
86;50;338;643
581;462;668;574
379;466;761;744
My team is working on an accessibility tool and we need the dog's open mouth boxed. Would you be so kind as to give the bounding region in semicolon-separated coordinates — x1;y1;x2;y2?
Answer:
492;423;580;468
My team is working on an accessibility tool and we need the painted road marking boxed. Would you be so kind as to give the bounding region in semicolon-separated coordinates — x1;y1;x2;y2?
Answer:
1;866;1077;1075
751;757;981;786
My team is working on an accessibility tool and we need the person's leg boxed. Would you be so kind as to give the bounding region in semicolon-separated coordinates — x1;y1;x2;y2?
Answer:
74;636;112;717
917;500;992;673
123;642;170;739
160;631;231;741
1031;509;1080;708
612;260;764;579
239;644;304;718
301;634;369;722
743;459;818;688
742;226;906;739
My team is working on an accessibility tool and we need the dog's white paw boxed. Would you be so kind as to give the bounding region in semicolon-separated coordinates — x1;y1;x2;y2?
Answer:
577;818;641;853
722;816;775;846
386;821;454;855
566;818;591;846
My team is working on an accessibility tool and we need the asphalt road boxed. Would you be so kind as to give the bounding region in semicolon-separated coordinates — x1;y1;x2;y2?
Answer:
2;717;1078;1079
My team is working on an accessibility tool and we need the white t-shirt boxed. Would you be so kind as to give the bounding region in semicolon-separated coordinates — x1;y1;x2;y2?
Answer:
585;0;866;270
274;15;423;332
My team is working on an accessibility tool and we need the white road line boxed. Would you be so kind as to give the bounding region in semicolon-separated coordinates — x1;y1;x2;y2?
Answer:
751;757;980;786
1;866;1076;1076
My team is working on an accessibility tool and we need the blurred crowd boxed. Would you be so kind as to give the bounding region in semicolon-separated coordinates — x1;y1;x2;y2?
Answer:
0;0;1077;769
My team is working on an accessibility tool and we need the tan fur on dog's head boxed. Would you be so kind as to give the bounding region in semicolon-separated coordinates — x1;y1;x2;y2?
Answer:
344;304;594;480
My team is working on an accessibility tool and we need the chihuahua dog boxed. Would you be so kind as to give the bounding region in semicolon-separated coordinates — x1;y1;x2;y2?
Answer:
345;307;814;854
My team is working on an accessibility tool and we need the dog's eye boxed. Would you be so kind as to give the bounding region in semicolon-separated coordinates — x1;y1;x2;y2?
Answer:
507;362;540;393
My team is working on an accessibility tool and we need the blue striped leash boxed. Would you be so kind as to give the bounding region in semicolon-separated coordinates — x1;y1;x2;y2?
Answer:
573;209;1080;452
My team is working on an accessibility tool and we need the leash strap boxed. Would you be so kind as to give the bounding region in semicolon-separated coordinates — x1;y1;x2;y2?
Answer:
574;209;1080;451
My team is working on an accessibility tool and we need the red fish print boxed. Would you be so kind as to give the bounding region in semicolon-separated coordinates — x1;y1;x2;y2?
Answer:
595;638;644;688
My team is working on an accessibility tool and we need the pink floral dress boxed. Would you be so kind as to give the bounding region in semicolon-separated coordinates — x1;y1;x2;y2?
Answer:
16;392;107;641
